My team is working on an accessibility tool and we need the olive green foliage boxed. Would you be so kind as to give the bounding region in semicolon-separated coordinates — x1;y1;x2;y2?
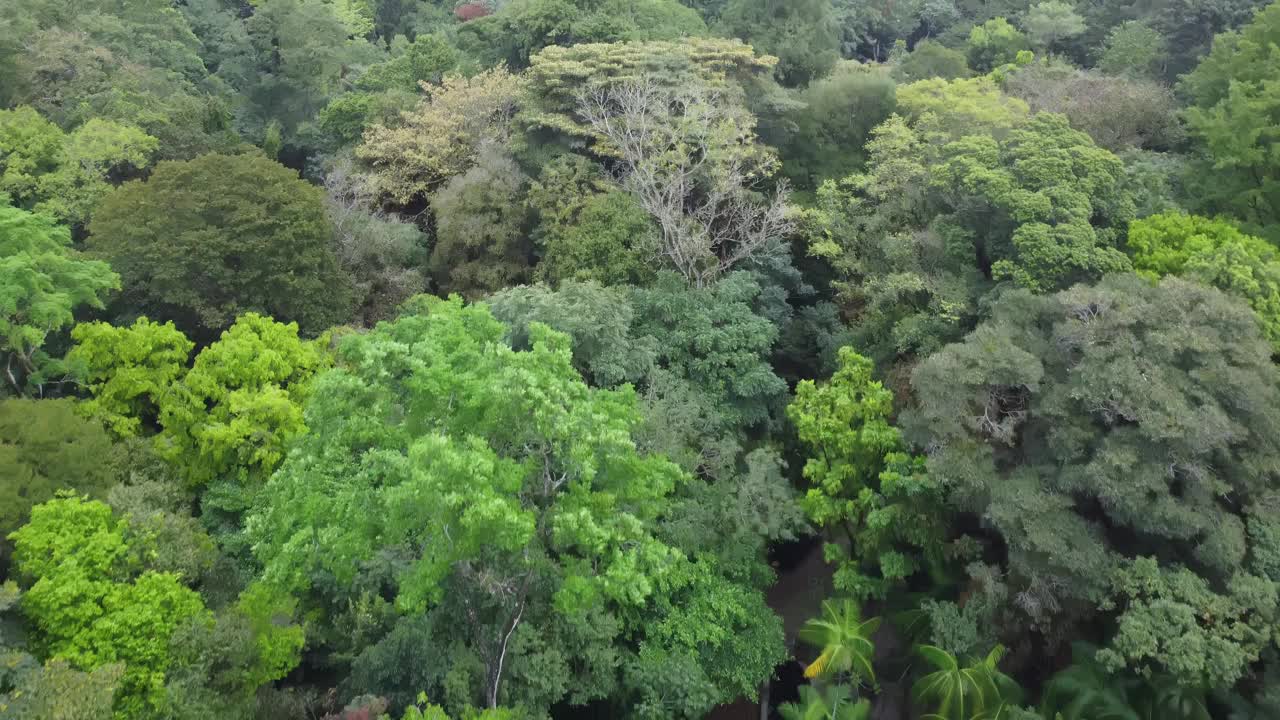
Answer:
429;149;532;297
1128;213;1280;352
0;399;117;564
894;76;1028;140
907;275;1280;683
0;107;158;229
833;0;926;61
1020;2;1086;54
9;495;208;718
805;115;977;365
789;349;943;599
1097;21;1168;78
87;153;354;337
456;0;708;69
318;33;462;151
1121;149;1189;218
357;67;525;207
0;204;119;394
631;272;788;430
0;648;122;720
527;156;658;287
1041;642;1210;720
1003;64;1185;152
893;41;972;83
488;281;657;388
1180;2;1280;239
1;0;238;158
247;297;783;716
716;0;841;86
778;64;898;189
797;599;879;683
912;645;1023;720
216;0;373;145
806;108;1130;366
966;17;1029;72
325;172;429;327
1101;557;1278;689
520;37;776;152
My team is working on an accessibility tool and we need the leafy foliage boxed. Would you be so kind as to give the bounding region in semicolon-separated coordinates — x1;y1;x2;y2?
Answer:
246;297;783;715
0;204;118;394
1180;1;1280;239
10;495;208;718
86;153;354;337
1128;213;1280;352
789;348;943;599
0;399;117;565
907;275;1280;680
716;0;841;86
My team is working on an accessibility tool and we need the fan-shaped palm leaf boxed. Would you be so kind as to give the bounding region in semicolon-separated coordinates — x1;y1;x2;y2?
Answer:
798;599;881;684
779;685;872;720
913;644;1022;720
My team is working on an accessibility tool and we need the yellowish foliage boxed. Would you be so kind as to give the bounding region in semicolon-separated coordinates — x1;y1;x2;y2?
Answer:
357;67;526;206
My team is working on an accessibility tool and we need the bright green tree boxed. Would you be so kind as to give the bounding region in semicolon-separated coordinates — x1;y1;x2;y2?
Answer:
9;495;208;719
1127;213;1280;352
87;153;354;338
788;348;944;599
68;318;194;438
157;313;330;523
930;113;1134;292
246;297;783;716
966;17;1029;72
797;599;880;683
0;110;159;230
0;204;119;395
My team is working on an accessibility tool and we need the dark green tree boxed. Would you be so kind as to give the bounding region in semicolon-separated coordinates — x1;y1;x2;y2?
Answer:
906;275;1280;685
87;153;354;338
717;0;841;86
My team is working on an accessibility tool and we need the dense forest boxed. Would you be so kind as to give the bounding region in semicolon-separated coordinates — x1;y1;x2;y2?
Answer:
2;0;1280;718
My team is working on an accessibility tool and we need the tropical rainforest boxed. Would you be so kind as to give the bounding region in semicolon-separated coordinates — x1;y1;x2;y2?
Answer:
2;0;1280;719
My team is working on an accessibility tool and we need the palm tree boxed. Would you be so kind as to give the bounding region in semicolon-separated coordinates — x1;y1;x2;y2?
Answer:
779;685;872;720
1041;643;1209;720
912;644;1023;720
797;599;881;684
1040;644;1139;720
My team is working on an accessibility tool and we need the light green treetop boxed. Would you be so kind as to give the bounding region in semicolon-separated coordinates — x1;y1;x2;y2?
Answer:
0;204;119;395
1128;212;1280;352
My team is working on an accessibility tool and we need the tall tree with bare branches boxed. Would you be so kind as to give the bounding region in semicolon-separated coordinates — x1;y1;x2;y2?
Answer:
577;78;794;288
